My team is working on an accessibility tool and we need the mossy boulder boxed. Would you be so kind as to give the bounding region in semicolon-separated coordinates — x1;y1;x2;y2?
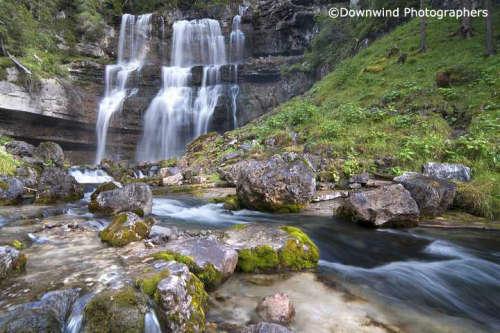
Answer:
136;269;170;297
0;176;24;205
154;261;208;333
152;238;238;290
0;245;27;279
35;167;83;204
89;182;153;216
89;181;120;203
224;224;319;273
99;212;155;247
82;286;148;333
212;194;241;210
34;141;65;166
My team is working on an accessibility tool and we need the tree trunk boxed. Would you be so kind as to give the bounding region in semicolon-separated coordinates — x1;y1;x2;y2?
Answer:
460;0;473;38
485;0;495;55
419;0;427;52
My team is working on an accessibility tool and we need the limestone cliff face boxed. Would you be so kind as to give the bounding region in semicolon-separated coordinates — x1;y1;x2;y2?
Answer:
0;0;329;163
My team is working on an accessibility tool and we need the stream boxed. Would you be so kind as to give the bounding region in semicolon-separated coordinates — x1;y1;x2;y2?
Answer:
0;190;499;332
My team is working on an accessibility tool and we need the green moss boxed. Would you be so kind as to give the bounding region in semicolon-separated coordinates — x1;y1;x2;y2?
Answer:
237;245;280;273
136;270;170;297
13;253;27;273
212;194;241;210
185;273;209;332
160;158;178;168
230;223;248;231
11;239;24;250
152;251;223;290
99;213;152;247
90;182;119;202
0;147;20;176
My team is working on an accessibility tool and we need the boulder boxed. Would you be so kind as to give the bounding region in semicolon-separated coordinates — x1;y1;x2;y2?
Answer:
0;246;26;279
339;184;420;228
34;141;65;166
217;160;251;186
89;182;153;216
15;166;38;188
156;238;238;290
0;176;25;205
423;162;471;182
224;224;319;273
349;172;370;185
100;212;155;247
149;225;179;245
394;172;456;216
162;173;183;186
82;287;147;333
257;293;295;325
36;167;83;204
155;261;209;332
241;322;293;333
0;289;80;333
236;154;316;212
5;140;35;157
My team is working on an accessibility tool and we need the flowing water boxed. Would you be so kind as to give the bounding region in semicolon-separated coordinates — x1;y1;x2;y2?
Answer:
95;13;152;164
229;5;247;128
0;192;498;332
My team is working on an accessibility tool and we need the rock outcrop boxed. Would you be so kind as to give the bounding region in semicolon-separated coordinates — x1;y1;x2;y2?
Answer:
89;182;153;216
236;154;316;212
423;162;471;182
339;184;420;228
394;172;456;217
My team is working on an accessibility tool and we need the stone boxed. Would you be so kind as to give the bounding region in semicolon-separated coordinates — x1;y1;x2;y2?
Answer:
160;238;238;289
394;172;456;216
162;173;183;186
257;293;295;325
36;167;83;204
423;162;471;182
89;182;153;216
99;212;155;247
5;140;35;157
224;224;319;273
0;177;25;205
15;166;38;188
149;225;179;245
339;184;420;228
0;245;26;279
34;141;65;166
349;172;370;185
82;287;147;333
155;261;209;333
241;322;293;333
236;154;316;212
0;289;80;333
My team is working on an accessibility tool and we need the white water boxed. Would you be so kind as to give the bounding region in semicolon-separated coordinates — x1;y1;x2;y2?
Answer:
144;309;162;333
95;14;152;164
229;5;247;128
137;18;238;162
69;167;114;184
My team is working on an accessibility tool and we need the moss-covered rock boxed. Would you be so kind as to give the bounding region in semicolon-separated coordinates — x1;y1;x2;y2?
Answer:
212;194;241;210
83;286;147;333
135;269;170;297
89;182;153;216
36;167;83;204
224;224;319;273
99;212;155;247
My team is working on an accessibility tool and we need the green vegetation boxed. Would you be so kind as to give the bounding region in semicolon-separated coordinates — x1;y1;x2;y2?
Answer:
135;269;170;296
195;14;499;219
237;245;280;273
99;213;152;247
0;147;20;176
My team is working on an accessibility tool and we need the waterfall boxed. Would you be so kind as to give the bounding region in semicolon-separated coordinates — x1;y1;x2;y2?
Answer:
229;5;247;129
144;309;162;333
95;13;152;164
137;19;230;162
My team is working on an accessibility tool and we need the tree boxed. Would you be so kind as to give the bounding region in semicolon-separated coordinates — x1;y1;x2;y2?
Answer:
460;0;474;38
419;0;427;52
485;0;495;55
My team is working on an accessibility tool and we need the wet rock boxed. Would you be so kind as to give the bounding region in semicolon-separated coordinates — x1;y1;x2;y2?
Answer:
423;162;471;182
236;154;316;212
339;184;420;228
36;167;84;204
155;261;209;332
394;172;456;216
90;181;120;202
100;212;155;247
160;238;238;289
162;173;183;186
257;293;295;325
82;287;147;333
149;225;179;245
241;322;293;333
5;140;35;157
0;288;80;333
89;182;153;216
0;176;24;205
15;166;38;188
34;141;65;166
224;224;319;273
0;245;26;279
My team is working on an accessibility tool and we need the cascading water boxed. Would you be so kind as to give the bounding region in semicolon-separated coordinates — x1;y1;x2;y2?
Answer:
95;13;152;164
137;18;235;162
229;5;247;129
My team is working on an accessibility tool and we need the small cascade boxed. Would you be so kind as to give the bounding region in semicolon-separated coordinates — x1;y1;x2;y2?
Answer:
229;5;247;128
69;166;114;184
137;19;230;162
144;309;162;333
95;13;152;164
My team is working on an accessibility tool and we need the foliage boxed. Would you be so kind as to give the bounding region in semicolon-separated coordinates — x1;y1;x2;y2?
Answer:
0;147;20;176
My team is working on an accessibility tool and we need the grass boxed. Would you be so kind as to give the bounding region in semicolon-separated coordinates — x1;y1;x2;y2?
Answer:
190;14;499;219
0;146;20;176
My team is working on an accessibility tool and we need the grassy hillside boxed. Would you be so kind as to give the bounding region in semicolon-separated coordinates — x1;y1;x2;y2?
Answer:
191;14;499;219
